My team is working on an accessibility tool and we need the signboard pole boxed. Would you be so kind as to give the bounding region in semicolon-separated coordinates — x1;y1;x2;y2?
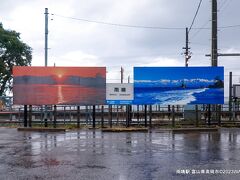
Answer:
168;105;171;120
101;105;104;128
149;105;152;128
85;106;88;125
77;106;80;128
109;105;112;128
137;105;140;125
144;105;147;127
24;105;28;127
44;112;48;127
92;105;96;128
172;105;175;128
29;105;32;127
53;105;57;128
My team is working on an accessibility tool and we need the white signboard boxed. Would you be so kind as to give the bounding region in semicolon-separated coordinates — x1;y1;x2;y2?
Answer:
106;83;133;101
233;84;240;98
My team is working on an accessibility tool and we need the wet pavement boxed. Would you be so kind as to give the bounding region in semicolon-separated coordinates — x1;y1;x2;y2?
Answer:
0;128;240;180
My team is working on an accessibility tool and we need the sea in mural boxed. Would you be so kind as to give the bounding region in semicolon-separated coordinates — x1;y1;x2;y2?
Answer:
13;67;106;105
134;67;224;105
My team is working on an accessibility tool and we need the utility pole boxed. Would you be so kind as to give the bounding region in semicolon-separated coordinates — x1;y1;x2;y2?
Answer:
205;1;240;123
183;27;191;67
211;0;218;67
44;8;49;127
229;72;233;120
121;67;124;84
45;8;48;66
207;0;218;124
206;1;240;59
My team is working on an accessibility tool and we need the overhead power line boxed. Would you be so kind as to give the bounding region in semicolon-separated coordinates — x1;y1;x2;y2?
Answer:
189;0;203;33
52;14;184;30
190;20;210;39
219;24;240;28
52;13;240;30
219;0;232;12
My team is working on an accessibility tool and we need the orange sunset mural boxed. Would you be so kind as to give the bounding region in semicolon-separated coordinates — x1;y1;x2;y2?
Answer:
13;67;106;105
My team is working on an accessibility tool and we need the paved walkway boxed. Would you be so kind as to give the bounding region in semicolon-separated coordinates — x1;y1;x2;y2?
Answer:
0;127;240;180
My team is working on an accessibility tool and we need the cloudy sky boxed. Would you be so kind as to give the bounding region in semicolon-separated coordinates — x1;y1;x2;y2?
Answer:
1;0;240;99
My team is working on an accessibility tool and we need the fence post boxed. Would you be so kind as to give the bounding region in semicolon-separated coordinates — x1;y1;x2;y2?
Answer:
126;105;129;127
172;105;175;128
129;105;132;126
44;106;48;127
218;105;221;126
208;104;211;126
116;105;119;125
195;105;199;127
137;105;140;125
63;106;66;125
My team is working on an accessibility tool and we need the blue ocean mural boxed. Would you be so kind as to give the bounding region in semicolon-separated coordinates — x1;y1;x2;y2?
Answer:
134;67;224;105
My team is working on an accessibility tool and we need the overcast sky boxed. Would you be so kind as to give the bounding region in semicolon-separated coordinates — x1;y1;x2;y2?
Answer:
1;0;240;99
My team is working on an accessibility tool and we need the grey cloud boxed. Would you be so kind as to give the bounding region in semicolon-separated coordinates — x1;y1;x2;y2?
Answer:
1;0;240;74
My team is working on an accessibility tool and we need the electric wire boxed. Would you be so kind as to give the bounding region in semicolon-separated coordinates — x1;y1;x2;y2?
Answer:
219;0;232;12
52;13;240;31
190;20;210;39
52;14;185;30
188;0;203;33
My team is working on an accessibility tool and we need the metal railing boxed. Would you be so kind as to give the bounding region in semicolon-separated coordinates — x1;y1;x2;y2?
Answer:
0;104;240;128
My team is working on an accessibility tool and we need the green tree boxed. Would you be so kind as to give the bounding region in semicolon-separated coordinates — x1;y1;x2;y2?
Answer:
0;23;32;96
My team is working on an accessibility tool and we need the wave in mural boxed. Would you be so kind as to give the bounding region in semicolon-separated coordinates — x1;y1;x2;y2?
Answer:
134;67;224;105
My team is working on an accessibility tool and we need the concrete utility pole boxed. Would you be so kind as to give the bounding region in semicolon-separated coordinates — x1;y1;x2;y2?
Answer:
229;72;233;120
183;27;191;67
205;1;240;123
211;0;218;67
121;67;124;83
206;1;240;59
44;8;49;127
45;8;48;66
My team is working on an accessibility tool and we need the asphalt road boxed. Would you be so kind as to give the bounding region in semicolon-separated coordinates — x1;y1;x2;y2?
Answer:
0;127;240;180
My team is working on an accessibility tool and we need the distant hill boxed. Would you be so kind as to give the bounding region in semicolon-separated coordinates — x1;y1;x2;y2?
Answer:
14;75;106;88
